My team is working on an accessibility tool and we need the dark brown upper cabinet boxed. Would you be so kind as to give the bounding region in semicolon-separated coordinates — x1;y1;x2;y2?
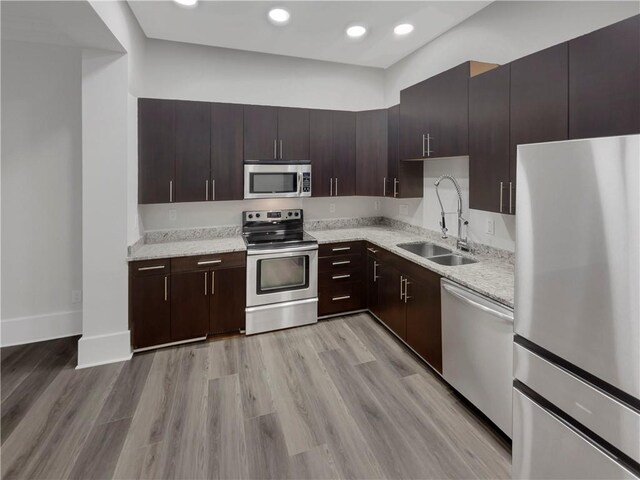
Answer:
469;64;511;214
399;61;497;161
387;105;423;198
138;99;175;204
243;105;310;161
356;109;388;196
510;43;569;214
243;105;278;160
310;109;356;197
278;107;310;160
569;14;640;139
174;101;211;203
211;103;244;201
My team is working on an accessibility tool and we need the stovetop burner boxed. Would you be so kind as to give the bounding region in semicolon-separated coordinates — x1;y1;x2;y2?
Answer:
242;209;317;250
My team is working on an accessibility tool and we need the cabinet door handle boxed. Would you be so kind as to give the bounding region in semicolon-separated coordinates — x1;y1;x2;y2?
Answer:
373;261;379;281
280;140;283;159
206;180;209;201
332;247;351;252
332;274;351;280
366;247;378;254
273;139;277;159
204;272;208;296
335;177;338;196
404;279;412;303
330;178;333;196
383;177;386;196
164;276;168;301
138;265;165;271
197;260;222;265
169;180;173;203
211;271;215;295
509;182;513;214
400;275;404;300
422;134;426;157
426;134;432;157
332;260;350;266
332;295;351;301
499;181;504;213
212;179;215;201
394;178;399;197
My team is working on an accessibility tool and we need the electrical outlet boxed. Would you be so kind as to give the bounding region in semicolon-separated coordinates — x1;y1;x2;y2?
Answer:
329;203;336;213
71;290;82;304
169;209;177;221
485;219;495;235
374;199;381;211
399;204;409;216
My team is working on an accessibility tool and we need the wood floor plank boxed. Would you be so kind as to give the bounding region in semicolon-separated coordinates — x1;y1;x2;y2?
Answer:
259;332;325;456
1;341;49;402
68;417;132;480
287;444;340;480
319;348;426;479
96;350;155;424
207;336;239;379
1;337;76;443
284;331;385;480
207;374;249;480
236;335;275;419
322;318;376;365
244;412;289;480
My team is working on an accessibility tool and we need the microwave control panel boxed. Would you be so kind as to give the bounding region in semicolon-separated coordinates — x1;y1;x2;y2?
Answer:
302;172;311;193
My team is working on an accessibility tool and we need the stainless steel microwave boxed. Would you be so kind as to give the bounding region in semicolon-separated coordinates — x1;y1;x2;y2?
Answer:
244;162;311;199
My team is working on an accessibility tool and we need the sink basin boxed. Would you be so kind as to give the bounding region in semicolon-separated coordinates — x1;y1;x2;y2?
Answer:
427;254;478;266
397;242;452;259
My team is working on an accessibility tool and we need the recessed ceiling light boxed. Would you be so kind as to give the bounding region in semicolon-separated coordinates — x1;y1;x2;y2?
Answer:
346;25;367;38
394;23;414;35
268;8;290;25
173;0;197;7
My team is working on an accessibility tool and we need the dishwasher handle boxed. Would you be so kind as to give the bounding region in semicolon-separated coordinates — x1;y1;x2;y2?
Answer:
442;284;513;324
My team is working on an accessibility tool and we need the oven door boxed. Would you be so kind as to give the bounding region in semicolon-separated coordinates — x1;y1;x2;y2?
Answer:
247;246;318;307
244;164;311;199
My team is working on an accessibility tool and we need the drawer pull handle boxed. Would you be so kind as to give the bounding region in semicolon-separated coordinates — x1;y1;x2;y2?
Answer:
332;295;351;301
367;247;378;254
138;265;165;271
197;260;222;265
332;260;351;266
332;274;351;280
332;247;351;252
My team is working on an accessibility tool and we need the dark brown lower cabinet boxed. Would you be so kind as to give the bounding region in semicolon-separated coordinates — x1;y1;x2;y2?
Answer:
318;242;365;316
378;261;406;340
210;266;246;334
130;273;171;349
170;271;209;342
366;251;382;319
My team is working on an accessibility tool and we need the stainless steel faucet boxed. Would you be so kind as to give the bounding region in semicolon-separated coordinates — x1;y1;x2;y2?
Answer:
434;175;469;251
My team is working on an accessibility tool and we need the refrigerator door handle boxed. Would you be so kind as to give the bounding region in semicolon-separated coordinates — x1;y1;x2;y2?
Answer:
442;284;513;324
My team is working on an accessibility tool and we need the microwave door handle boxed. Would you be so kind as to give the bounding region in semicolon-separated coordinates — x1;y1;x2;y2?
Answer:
298;172;302;195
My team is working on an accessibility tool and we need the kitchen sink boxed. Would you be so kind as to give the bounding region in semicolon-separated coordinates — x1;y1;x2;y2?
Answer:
397;242;452;259
427;254;478;266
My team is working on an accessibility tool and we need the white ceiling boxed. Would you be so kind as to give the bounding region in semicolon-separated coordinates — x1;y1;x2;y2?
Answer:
127;1;492;68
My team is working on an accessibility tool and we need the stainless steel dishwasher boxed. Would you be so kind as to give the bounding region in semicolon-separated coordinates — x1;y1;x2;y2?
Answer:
441;278;514;437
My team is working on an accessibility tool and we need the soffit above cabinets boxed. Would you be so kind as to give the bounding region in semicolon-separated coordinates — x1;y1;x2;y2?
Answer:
126;1;492;68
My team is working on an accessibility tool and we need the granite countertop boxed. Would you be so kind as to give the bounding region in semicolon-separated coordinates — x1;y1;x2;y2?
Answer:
128;225;514;308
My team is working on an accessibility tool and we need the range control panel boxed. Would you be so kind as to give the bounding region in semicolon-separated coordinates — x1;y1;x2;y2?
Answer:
243;209;303;222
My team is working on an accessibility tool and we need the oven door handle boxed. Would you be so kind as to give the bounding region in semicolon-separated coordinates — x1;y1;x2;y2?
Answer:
246;244;319;256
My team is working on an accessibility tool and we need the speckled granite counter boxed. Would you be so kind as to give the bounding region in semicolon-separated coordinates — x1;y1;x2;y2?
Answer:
128;225;514;308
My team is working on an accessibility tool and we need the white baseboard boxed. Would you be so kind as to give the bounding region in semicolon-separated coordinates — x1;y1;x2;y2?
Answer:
1;310;82;347
77;330;132;369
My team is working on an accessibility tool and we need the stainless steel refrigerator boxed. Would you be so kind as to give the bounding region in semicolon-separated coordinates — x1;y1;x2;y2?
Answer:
513;134;640;479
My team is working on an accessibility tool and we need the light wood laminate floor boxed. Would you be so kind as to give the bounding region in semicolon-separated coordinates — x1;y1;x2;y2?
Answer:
1;313;511;479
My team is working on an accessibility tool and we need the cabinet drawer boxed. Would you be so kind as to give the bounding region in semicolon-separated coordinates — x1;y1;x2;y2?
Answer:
319;282;364;316
319;241;363;258
129;259;171;277
319;269;362;288
171;251;246;273
319;253;362;272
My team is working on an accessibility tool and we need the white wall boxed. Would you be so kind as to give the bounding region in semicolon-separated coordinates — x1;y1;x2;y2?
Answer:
140;38;385;111
140;196;382;231
384;1;640;106
1;40;83;345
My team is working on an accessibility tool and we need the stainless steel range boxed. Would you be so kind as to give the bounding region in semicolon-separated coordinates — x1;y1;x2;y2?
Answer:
243;209;318;335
